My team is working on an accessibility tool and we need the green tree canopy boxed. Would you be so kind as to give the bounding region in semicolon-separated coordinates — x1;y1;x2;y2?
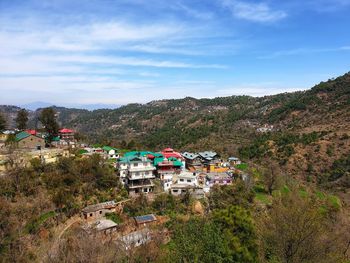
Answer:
0;112;6;132
167;217;231;263
213;205;258;263
15;109;29;130
39;107;59;143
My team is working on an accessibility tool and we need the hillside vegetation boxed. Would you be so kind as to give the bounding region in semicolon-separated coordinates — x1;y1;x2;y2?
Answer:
1;72;349;183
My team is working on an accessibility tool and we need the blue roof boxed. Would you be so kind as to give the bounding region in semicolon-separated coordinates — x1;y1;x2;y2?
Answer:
134;214;156;224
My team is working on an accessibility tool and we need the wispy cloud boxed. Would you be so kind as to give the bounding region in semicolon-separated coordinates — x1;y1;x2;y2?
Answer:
220;0;287;22
174;3;214;20
258;46;350;59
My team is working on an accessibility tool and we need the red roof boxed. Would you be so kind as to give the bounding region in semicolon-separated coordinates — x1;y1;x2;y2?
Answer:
146;154;155;159
163;147;174;152
59;128;74;133
26;129;37;135
161;148;182;159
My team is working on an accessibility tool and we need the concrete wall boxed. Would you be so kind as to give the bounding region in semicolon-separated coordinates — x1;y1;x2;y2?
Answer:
18;136;45;149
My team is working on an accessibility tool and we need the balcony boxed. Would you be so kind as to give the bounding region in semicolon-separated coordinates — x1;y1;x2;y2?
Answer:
129;165;156;172
128;173;155;180
127;180;154;189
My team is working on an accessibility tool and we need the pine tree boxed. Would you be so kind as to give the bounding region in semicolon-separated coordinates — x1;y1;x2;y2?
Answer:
15;109;29;130
39;107;59;143
0;113;6;132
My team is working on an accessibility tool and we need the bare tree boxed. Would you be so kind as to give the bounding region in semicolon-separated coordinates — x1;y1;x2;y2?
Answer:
262;159;282;195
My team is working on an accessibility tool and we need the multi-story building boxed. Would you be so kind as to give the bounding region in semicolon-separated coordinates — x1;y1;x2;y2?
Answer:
118;155;156;196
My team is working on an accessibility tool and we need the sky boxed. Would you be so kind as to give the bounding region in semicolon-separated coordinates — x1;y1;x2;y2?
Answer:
0;0;350;107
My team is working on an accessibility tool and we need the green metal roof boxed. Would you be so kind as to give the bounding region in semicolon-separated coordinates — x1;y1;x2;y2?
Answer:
15;131;30;141
102;146;118;152
168;157;183;166
153;157;165;166
52;136;60;142
172;160;183;167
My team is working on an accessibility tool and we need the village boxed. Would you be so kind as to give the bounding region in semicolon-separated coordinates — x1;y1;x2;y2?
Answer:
0;126;248;251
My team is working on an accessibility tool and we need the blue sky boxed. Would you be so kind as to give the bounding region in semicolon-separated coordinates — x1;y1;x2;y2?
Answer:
0;0;350;107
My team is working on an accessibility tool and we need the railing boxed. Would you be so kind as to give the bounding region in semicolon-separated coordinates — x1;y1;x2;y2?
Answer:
128;166;156;172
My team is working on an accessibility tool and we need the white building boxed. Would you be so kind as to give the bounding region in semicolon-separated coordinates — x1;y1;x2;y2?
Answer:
174;171;198;186
102;146;119;159
117;155;156;196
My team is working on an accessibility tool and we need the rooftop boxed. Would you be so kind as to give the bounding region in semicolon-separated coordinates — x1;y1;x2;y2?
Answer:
102;145;118;152
15;131;31;141
134;214;157;224
198;151;218;159
182;152;199;160
94;219;118;231
59;128;74;133
82;200;116;213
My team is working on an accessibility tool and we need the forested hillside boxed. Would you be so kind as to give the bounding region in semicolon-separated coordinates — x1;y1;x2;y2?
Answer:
1;73;349;183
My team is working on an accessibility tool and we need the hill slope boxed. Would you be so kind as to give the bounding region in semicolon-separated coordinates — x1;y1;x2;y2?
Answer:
1;73;349;180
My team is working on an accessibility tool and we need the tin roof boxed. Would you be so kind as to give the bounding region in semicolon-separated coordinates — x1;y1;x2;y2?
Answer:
15;131;31;141
134;214;157;224
82;200;116;213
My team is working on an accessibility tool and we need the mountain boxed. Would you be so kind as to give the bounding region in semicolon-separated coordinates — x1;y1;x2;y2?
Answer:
1;73;349;184
20;101;120;111
63;72;349;189
21;101;54;111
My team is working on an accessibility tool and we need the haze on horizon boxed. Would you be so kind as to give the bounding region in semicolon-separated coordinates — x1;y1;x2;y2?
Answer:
1;0;350;107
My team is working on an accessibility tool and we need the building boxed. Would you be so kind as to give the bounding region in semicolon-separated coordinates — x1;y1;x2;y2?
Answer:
154;156;183;191
170;184;204;199
174;171;198;186
228;157;241;165
81;201;117;221
15;131;45;150
118;155;156;196
198;151;221;166
161;148;183;160
102;146;119;159
206;173;233;187
57;128;76;148
93;219;118;235
134;214;157;227
120;228;152;249
59;128;75;142
182;152;202;170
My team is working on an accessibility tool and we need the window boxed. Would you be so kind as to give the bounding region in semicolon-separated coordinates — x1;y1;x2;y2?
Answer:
187;179;191;183
133;163;138;167
90;213;93;217
144;188;148;192
99;211;102;214
173;189;178;193
180;179;184;182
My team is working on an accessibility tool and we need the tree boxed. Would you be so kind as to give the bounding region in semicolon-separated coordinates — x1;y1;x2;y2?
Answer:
213;205;258;263
15;109;28;130
257;190;346;263
39;107;59;143
209;181;254;210
0;112;6;132
167;217;231;263
262;160;282;195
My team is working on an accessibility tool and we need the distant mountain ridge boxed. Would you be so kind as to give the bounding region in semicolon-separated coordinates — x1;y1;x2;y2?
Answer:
19;101;121;111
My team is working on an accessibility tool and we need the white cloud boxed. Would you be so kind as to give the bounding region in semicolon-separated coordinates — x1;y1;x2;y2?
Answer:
221;0;287;22
258;46;350;59
175;3;214;20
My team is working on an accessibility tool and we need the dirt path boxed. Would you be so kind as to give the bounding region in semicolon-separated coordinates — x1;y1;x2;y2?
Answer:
38;215;82;262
